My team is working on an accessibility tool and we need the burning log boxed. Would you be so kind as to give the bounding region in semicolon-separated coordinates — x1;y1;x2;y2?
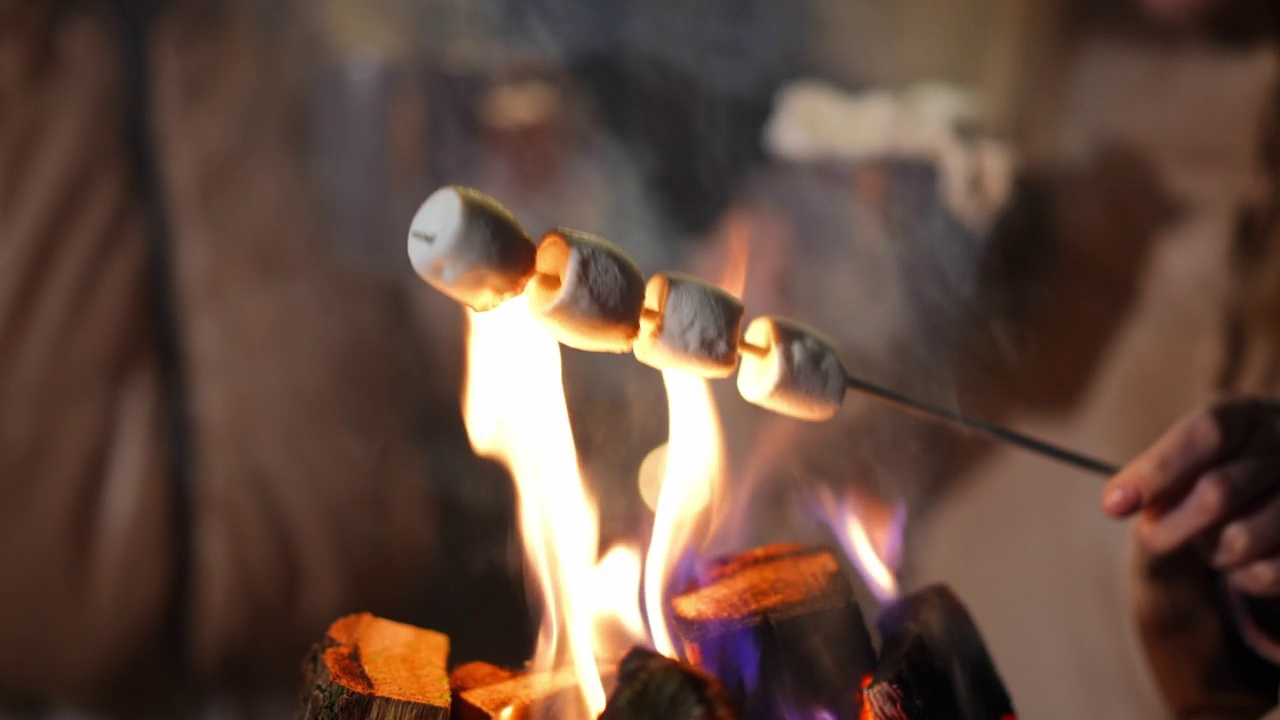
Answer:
601;647;738;720
864;585;1015;720
449;661;517;694
673;545;876;720
299;613;450;720
449;662;579;720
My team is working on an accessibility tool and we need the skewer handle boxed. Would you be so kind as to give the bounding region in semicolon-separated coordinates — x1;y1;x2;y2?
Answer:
843;375;1121;477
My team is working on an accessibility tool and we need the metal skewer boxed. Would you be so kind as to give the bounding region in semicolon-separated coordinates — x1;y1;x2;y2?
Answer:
844;374;1120;476
734;337;1119;476
534;273;1119;474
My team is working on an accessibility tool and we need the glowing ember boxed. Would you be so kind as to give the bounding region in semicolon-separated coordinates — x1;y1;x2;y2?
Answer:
816;488;906;605
858;674;875;720
464;296;606;716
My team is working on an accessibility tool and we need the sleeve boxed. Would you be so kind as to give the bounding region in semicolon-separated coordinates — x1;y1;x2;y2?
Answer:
0;3;174;707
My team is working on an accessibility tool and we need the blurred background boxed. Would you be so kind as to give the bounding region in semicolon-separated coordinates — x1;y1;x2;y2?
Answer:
2;0;1279;717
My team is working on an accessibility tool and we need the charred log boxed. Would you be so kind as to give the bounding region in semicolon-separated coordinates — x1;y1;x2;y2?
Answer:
298;613;450;720
601;647;738;720
673;545;876;720
865;585;1015;720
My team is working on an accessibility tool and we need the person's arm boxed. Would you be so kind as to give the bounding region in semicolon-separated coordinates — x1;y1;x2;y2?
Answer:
1103;398;1280;717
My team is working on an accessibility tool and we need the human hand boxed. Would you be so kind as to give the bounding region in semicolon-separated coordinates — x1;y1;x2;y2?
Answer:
1103;397;1280;717
1103;397;1280;595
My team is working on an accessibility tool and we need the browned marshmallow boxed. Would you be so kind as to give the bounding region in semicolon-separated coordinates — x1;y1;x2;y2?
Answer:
633;273;744;378
407;186;536;311
737;317;846;421
525;229;647;353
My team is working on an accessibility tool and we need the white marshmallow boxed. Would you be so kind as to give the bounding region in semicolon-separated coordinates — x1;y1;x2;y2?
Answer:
524;229;647;353
407;186;536;311
737;317;847;421
633;273;744;378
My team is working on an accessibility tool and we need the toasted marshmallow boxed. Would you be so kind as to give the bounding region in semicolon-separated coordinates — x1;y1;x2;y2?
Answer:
407;186;536;311
737;317;846;421
634;273;744;378
525;229;647;353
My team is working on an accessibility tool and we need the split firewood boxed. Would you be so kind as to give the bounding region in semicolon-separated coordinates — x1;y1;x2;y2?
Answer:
450;663;579;720
600;647;738;720
299;613;450;720
449;661;518;694
701;543;811;584
864;585;1015;720
673;544;876;720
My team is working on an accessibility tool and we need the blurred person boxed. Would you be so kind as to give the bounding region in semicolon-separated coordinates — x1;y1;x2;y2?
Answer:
0;1;459;715
1095;0;1280;717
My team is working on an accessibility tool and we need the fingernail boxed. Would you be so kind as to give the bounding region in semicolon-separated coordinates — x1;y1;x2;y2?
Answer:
1215;524;1249;567
1103;486;1140;516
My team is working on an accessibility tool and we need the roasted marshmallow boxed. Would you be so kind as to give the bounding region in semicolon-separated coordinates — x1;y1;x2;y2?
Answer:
633;273;744;378
737;317;847;421
524;229;647;353
407;186;537;311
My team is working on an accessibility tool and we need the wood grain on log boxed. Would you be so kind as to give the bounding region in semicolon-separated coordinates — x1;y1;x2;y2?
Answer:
673;545;876;720
299;613;450;720
451;665;578;720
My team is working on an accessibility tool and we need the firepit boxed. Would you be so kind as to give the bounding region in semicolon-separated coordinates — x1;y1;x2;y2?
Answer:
296;188;1019;720
298;550;1014;720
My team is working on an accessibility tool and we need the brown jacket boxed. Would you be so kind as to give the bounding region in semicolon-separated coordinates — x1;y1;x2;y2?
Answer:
0;1;437;711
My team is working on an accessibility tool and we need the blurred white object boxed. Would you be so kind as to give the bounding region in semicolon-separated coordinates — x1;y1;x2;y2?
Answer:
764;80;1016;234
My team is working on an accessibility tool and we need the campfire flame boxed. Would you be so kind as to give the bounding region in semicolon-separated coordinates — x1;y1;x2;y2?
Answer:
817;488;906;605
591;543;647;661
643;224;747;658
463;296;607;715
644;371;727;657
461;227;750;715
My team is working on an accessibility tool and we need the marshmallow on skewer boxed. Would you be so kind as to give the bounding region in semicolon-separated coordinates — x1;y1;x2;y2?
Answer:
524;229;647;353
737;317;847;421
407;186;537;311
633;273;744;378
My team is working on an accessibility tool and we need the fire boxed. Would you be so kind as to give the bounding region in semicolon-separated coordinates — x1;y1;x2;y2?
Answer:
590;543;647;661
642;225;744;658
643;371;727;657
462;228;742;713
464;296;606;715
817;488;905;605
858;674;875;720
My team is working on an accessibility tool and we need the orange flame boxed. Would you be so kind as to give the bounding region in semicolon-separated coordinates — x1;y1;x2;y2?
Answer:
590;543;647;662
464;296;605;715
463;223;746;708
817;488;904;605
642;232;743;658
643;372;726;657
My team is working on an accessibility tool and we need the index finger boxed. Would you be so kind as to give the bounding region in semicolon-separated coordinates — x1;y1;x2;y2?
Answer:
1102;400;1263;517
